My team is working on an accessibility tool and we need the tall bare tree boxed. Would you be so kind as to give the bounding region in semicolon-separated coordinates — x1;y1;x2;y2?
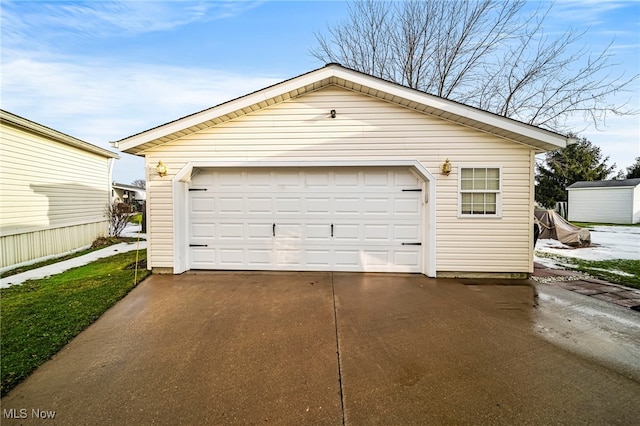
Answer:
131;179;146;189
311;0;637;132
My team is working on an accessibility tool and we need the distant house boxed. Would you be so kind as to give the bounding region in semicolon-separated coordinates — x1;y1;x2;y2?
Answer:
567;179;640;224
0;109;120;270
112;182;146;211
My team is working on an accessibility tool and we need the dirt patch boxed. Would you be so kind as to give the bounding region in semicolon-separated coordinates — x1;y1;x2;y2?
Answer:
125;259;147;270
91;236;139;249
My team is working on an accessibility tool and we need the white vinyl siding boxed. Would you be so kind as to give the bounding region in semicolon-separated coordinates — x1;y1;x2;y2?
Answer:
0;123;112;268
568;187;637;224
144;86;535;274
635;186;640;224
1;221;108;268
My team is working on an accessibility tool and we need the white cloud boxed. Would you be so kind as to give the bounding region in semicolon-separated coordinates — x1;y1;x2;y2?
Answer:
550;0;630;26
1;50;281;182
2;1;262;43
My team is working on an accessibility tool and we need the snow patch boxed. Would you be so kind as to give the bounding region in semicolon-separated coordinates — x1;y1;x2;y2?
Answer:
536;226;640;262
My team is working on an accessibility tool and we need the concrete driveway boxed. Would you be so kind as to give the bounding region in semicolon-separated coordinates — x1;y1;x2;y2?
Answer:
2;272;639;425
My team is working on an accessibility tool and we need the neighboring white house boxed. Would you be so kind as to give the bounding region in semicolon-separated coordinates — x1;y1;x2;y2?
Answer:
567;179;640;224
114;64;570;278
112;182;146;211
0;109;120;270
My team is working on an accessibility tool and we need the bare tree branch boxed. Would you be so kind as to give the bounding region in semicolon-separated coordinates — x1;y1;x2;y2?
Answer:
310;0;639;133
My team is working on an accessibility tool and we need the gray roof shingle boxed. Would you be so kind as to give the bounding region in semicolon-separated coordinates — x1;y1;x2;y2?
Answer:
567;178;640;189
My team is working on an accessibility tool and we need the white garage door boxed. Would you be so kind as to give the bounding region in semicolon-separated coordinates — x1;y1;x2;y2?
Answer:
188;167;425;272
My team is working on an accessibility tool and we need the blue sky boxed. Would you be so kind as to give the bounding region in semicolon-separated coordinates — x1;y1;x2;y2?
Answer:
1;0;639;184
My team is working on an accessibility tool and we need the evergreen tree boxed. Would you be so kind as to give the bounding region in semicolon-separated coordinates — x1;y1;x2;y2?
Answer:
624;157;640;179
535;137;615;208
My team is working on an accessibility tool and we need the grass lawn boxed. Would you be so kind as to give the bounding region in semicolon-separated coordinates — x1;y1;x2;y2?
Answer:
0;249;150;396
0;236;143;278
536;252;640;289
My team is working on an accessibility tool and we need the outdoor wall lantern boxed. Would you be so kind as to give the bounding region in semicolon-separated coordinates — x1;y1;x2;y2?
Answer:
440;159;452;176
156;161;167;177
330;109;337;118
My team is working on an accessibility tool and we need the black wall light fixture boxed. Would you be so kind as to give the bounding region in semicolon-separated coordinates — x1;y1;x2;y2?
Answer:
330;109;336;118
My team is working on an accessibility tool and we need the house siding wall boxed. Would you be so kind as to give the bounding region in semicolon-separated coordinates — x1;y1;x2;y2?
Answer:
144;86;535;274
0;123;111;268
568;187;634;224
633;186;640;224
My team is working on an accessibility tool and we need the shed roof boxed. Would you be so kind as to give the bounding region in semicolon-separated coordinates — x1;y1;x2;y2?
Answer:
0;109;120;159
116;63;571;155
567;178;640;189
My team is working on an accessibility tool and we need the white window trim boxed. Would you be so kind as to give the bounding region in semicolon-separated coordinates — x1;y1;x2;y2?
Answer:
458;165;503;218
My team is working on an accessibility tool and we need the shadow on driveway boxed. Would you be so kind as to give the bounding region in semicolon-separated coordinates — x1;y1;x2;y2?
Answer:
2;272;639;424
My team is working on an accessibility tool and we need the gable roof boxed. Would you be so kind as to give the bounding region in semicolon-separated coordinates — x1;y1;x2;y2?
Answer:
0;109;120;159
567;178;640;189
116;63;571;155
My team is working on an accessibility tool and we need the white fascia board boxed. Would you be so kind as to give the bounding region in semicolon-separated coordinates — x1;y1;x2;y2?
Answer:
1;110;120;159
119;68;336;153
331;67;568;150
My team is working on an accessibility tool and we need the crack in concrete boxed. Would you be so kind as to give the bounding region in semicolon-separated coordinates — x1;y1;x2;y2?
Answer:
331;272;346;425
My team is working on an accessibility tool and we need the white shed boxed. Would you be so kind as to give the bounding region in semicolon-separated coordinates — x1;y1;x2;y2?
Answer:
567;179;640;224
115;64;570;278
0;110;120;270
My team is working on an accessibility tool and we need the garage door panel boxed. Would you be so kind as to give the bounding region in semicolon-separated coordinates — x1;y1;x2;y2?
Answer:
219;223;244;240
364;171;390;187
362;250;390;266
395;250;421;267
334;250;360;267
334;197;360;214
364;198;393;214
306;197;332;214
363;224;389;240
246;172;272;189
306;224;331;240
333;224;360;241
334;171;359;188
191;198;214;213
276;171;303;189
304;172;330;188
220;249;244;265
395;198;421;215
191;248;215;265
276;198;302;214
306;250;332;267
218;197;243;214
277;249;303;265
247;198;272;213
394;224;421;240
247;223;273;239
217;171;245;189
247;249;271;265
276;224;303;240
189;167;425;272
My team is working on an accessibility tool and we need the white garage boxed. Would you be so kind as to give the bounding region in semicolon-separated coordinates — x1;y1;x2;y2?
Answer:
567;178;640;224
116;64;570;278
188;167;426;272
